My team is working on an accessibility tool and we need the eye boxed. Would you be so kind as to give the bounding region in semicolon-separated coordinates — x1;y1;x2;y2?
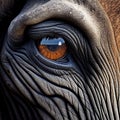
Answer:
37;37;67;60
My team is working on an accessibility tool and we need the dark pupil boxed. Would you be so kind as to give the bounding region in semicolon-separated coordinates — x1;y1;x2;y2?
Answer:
47;45;59;51
40;37;65;51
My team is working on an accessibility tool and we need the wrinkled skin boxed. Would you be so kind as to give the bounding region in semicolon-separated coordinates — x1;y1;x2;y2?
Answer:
0;0;120;120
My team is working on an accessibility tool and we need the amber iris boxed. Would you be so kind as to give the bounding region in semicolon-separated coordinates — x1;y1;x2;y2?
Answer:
38;38;67;60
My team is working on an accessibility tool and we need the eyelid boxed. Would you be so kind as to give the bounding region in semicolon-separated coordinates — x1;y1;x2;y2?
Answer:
28;20;83;54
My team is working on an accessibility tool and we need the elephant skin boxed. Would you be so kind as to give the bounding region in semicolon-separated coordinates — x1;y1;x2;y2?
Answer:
0;0;120;120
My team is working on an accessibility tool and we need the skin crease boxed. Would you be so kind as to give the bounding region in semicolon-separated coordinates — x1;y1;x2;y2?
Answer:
0;0;120;120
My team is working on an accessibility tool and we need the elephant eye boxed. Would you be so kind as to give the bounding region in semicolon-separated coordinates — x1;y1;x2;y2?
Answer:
37;37;67;60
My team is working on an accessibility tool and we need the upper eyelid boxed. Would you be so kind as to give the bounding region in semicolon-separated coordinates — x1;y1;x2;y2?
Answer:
27;20;85;54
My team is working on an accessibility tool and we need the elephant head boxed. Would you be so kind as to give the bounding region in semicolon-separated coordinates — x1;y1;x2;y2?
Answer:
0;0;120;120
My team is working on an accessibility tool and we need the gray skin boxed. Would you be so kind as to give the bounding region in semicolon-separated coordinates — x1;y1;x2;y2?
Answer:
0;0;120;120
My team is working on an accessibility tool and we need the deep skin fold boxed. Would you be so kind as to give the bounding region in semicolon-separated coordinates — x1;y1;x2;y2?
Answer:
0;0;120;120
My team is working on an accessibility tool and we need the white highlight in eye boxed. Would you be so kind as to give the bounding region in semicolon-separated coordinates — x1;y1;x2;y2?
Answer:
58;41;62;46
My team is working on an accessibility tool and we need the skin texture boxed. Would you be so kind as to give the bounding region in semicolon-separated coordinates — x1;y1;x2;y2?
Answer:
99;0;120;54
0;0;120;120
